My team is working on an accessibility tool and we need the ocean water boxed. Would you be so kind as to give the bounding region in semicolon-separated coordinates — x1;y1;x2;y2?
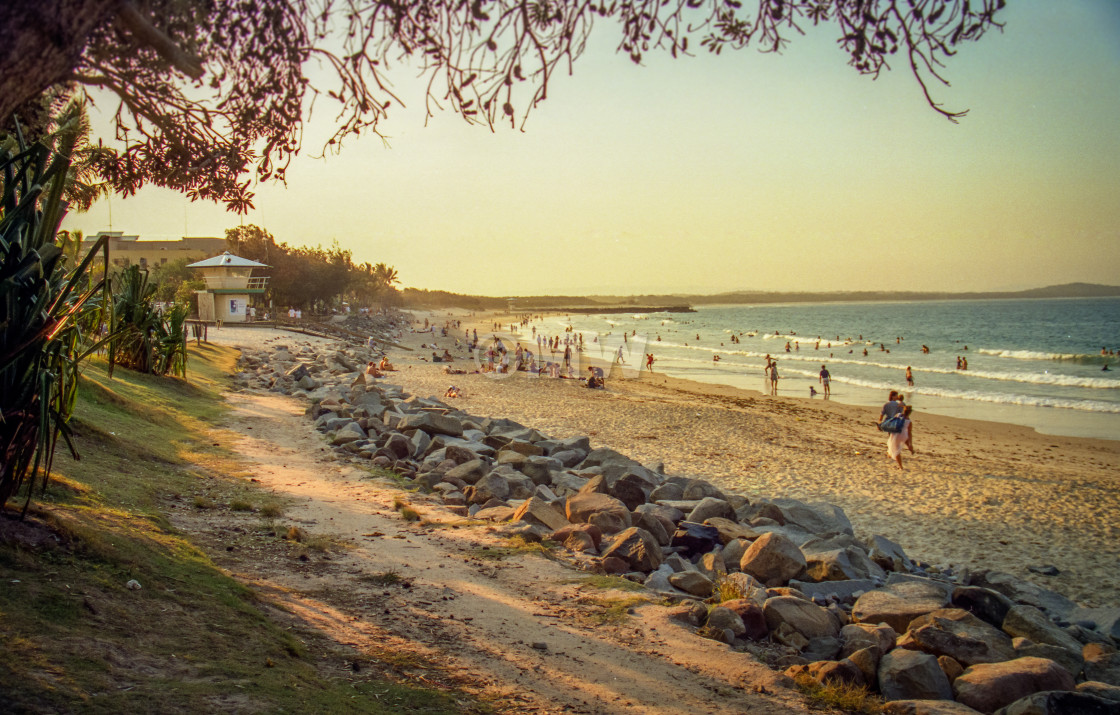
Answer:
538;297;1120;441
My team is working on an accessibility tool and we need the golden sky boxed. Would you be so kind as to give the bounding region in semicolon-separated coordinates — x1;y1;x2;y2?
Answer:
63;2;1120;296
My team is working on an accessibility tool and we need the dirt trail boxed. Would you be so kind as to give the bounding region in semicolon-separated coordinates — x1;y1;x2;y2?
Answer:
184;389;807;714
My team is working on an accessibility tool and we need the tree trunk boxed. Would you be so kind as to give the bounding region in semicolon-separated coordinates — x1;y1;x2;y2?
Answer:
0;0;120;123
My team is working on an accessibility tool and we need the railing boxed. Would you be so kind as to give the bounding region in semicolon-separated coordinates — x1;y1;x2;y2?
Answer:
201;275;270;290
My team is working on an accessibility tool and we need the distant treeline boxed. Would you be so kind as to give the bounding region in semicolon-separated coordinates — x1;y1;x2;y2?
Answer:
400;282;1120;311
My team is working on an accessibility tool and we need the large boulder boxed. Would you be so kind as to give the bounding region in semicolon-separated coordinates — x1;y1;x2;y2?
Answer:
881;702;984;715
444;458;489;485
685;497;735;524
669;571;714;598
994;690;1119;715
878;649;954;702
634;511;671;546
952;586;1016;629
841;622;898;658
762;595;841;641
762;497;854;537
1082;645;1120;686
866;535;914;572
739;531;806;586
971;572;1076;618
469;473;510;504
330;422;366;445
899;609;1017;667
853;581;950;633
705;606;746;637
670;522;722;557
608;472;653;510
953;657;1075;714
1001;605;1083;655
511;497;570;531
720;599;768;639
565;492;631;527
805;547;884;582
600;527;663;572
398;412;464;437
703;517;760;544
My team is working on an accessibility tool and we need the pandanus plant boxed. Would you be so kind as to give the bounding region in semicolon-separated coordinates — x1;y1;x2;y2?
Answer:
0;109;112;514
109;265;188;378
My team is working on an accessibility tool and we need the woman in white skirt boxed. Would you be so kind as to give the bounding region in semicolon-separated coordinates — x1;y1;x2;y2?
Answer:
887;405;915;469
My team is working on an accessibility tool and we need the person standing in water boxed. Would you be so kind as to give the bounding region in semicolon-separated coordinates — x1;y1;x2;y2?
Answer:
905;366;914;387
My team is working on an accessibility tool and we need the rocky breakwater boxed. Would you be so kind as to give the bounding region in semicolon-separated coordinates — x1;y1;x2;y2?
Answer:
236;344;1120;715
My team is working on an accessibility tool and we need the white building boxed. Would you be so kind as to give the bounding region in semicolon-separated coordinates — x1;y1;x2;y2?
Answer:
187;252;269;323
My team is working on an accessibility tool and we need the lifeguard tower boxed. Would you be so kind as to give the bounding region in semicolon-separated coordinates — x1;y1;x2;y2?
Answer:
187;251;269;323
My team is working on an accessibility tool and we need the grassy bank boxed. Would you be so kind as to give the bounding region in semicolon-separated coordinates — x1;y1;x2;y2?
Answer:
0;344;474;713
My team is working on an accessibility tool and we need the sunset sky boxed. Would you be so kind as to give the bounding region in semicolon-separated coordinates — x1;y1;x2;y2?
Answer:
62;2;1120;296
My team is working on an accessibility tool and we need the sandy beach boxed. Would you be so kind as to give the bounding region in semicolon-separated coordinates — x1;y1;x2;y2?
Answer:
378;311;1120;608
210;314;1120;608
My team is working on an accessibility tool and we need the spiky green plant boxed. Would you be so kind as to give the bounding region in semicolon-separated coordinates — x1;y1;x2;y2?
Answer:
1;108;112;513
109;265;188;378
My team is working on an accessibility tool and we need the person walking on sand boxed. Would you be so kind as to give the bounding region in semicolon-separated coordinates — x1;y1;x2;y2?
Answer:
819;364;831;398
886;405;915;469
878;390;901;427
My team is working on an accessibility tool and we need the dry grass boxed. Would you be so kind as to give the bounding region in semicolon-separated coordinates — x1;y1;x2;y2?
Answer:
713;575;748;602
792;673;883;714
360;570;403;586
578;595;649;625
258;502;284;518
229;499;253;512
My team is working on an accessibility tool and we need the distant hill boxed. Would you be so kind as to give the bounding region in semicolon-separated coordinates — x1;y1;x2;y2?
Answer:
400;283;1120;311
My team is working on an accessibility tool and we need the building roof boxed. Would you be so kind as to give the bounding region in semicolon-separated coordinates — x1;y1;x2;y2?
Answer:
187;251;269;268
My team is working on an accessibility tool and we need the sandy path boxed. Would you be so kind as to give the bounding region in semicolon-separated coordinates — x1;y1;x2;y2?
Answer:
193;385;806;714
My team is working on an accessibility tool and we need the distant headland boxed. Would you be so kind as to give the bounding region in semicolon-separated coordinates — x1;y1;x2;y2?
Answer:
400;282;1120;312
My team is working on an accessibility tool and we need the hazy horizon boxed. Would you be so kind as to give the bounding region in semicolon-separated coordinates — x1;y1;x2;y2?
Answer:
63;2;1120;296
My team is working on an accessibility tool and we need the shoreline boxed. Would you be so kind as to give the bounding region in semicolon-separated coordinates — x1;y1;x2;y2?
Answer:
401;311;1120;607
469;308;1120;443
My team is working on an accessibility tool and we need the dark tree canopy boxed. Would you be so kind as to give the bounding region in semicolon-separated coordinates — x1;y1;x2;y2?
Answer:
0;0;1005;211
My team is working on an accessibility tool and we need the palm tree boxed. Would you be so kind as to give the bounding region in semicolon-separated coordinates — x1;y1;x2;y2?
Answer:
371;263;400;310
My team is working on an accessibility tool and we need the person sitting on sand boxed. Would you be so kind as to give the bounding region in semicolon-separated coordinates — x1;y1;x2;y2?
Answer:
886;405;915;469
432;351;442;363
586;366;604;389
364;361;383;378
378;356;395;371
444;385;461;398
442;349;454;362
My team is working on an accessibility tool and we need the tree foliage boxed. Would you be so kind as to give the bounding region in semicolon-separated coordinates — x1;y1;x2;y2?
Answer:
1;0;1005;211
223;224;400;311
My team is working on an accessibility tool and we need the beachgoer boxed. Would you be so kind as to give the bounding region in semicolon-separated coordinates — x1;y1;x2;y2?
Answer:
809;386;817;397
886;406;915;469
444;385;461;398
962;357;968;370
769;362;779;395
378;356;395;371
819;364;831;398
905;366;914;387
646;353;655;372
879;391;901;425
